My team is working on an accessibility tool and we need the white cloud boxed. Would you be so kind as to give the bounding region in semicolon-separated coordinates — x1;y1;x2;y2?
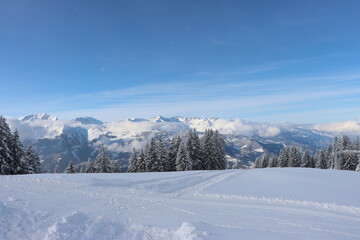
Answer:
313;121;360;133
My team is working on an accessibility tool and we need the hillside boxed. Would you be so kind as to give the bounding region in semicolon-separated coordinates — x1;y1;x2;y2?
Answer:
0;168;359;239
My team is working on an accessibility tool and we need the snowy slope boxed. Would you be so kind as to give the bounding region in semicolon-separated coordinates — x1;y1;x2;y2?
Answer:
1;168;359;240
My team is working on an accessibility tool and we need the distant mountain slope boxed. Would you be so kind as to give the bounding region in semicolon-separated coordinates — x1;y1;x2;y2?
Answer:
6;114;359;172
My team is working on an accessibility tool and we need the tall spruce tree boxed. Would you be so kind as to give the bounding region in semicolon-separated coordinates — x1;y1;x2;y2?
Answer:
254;155;262;168
214;130;227;170
10;130;25;174
65;161;75;173
137;150;147;172
356;159;360;172
85;157;94;173
201;129;217;170
315;150;327;169
94;144;110;173
268;153;278;167
289;147;301;167
25;145;41;174
166;135;181;171
278;147;290;167
128;149;138;173
326;144;334;169
300;150;312;168
176;140;192;171
155;138;166;172
186;129;203;170
0;116;13;175
260;153;269;168
145;138;161;172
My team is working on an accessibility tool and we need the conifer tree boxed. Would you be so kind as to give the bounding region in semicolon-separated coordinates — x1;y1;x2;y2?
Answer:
356;160;360;172
137;150;147;172
201;129;217;170
289;147;301;167
254;156;262;168
94;144;110;173
0;116;13;175
186;129;203;170
260;153;269;168
315;150;327;169
145;138;161;172
268;153;278;167
300;150;312;168
65;161;75;173
176;140;192;171
10;129;25;174
166;135;181;171
278;147;290;167
309;155;316;168
155;138;166;172
214;130;227;170
326;144;334;169
25;145;41;174
128;149;138;173
111;160;120;173
85;157;94;173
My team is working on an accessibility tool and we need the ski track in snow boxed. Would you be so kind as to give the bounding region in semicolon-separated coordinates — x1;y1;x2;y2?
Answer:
1;169;360;239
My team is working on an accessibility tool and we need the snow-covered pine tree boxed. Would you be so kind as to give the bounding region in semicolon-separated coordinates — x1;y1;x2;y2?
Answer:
186;129;203;170
176;139;192;171
254;155;262;168
300;150;311;168
10;129;25;174
326;143;334;169
24;145;41;174
309;155;316;168
333;136;343;170
289;147;301;167
128;149;138;173
111;160;120;173
268;153;278;167
340;135;357;170
155;138;166;172
315;150;327;169
94;144;110;173
85;157;94;173
145;138;161;172
137;150;147;172
356;159;360;171
0;116;13;175
260;153;269;168
201;129;218;170
65;161;75;173
166;135;181;171
54;163;62;173
214;130;227;170
278;146;290;167
353;137;360;150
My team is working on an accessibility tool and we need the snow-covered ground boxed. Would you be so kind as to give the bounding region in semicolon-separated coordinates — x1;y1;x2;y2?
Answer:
1;168;359;240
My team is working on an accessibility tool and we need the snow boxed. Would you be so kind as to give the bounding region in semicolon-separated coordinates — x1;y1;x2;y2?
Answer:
1;168;359;239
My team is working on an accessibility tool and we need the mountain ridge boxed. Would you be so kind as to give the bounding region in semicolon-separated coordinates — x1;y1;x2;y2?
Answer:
5;113;360;172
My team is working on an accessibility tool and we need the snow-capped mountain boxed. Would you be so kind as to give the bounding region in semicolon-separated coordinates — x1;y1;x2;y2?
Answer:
6;114;360;172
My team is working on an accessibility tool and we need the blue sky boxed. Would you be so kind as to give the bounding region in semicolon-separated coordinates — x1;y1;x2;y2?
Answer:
1;0;360;123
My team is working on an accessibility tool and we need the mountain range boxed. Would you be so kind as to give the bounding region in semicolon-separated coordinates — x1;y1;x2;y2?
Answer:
5;113;360;172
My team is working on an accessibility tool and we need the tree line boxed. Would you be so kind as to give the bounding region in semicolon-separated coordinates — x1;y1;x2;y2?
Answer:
0;116;41;175
254;135;360;171
128;129;226;172
59;144;121;173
